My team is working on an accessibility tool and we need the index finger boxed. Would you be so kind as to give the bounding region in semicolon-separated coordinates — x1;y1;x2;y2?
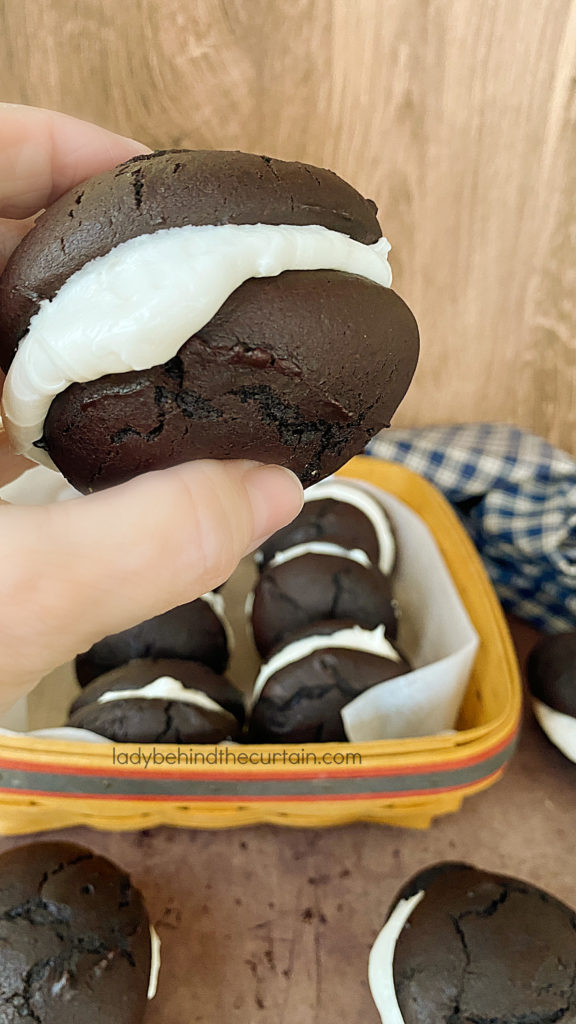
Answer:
0;104;151;219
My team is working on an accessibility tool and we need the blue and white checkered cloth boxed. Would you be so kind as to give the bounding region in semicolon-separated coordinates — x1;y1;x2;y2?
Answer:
368;424;576;633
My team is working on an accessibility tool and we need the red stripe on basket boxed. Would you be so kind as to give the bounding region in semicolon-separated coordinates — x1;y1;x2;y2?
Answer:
0;727;518;781
0;767;505;803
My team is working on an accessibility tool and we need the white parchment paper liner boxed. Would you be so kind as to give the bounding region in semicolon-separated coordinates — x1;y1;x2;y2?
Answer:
341;486;479;742
0;724;113;743
0;464;80;505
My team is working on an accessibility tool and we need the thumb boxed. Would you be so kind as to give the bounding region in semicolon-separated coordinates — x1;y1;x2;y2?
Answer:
0;459;303;707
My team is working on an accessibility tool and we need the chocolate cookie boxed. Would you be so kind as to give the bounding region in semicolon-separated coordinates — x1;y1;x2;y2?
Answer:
248;620;408;743
76;592;232;686
0;840;155;1023
527;631;576;762
0;150;419;492
256;478;396;574
68;658;245;743
369;862;576;1024
250;550;398;658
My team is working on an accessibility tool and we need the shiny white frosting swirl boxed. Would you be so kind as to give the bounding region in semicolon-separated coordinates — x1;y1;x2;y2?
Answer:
2;223;392;465
96;676;236;720
532;697;576;763
268;541;372;570
369;892;424;1024
200;591;235;652
148;925;161;1000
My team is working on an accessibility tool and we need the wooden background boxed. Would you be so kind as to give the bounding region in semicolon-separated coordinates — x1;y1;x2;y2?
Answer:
0;0;575;452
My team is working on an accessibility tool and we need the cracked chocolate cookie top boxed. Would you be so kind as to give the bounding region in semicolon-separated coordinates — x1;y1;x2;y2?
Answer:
67;658;245;744
0;149;419;492
370;861;576;1024
75;592;232;687
0;149;382;366
0;840;151;1024
250;550;398;659
248;619;408;743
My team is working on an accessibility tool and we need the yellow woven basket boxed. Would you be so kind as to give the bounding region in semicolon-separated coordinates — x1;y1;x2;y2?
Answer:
0;456;521;834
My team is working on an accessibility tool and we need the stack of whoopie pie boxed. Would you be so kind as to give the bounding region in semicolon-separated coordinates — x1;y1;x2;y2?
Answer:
66;481;411;746
67;593;246;743
370;861;576;1024
526;631;576;763
0;840;160;1022
246;478;410;743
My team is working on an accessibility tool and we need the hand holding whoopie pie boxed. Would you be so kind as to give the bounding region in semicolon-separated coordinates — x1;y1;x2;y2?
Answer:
0;105;304;710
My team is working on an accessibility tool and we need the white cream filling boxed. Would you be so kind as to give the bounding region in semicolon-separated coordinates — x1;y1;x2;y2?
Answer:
2;222;392;465
268;541;372;570
250;623;400;707
148;924;161;1000
305;478;396;574
244;590;255;620
200;590;235;652
368;891;424;1024
96;676;236;720
533;697;576;763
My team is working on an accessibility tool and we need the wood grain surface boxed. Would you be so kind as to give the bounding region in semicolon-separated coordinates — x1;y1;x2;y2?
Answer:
0;0;575;451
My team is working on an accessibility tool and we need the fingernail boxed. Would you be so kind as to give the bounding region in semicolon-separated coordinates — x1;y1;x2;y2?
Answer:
243;464;304;544
121;137;153;155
